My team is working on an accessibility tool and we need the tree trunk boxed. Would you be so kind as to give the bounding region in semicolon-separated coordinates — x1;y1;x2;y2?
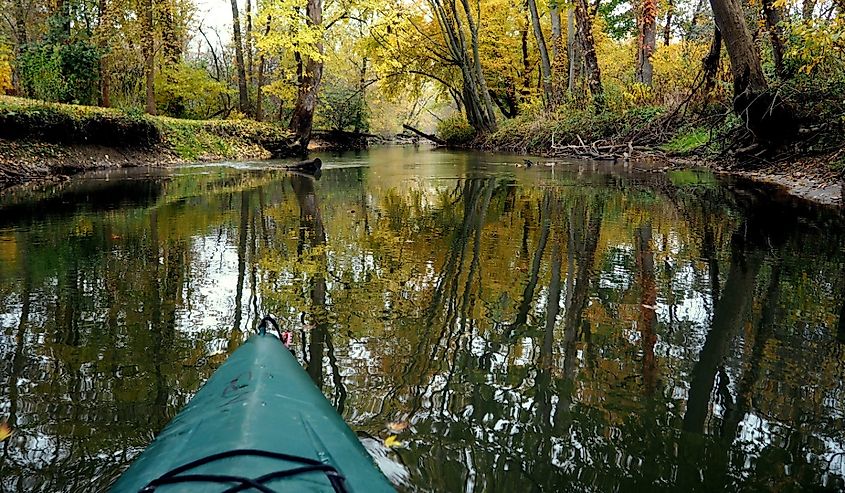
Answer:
11;0;29;95
230;0;250;115
354;57;367;133
430;0;496;133
289;0;323;151
703;26;722;93
574;0;604;107
459;0;498;129
160;0;184;115
527;0;554;104
551;3;563;60
12;0;27;52
521;19;532;97
567;7;580;94
246;0;254;84
551;3;565;98
142;0;156;115
708;0;794;142
100;57;111;107
664;0;673;46
838;265;845;343
709;0;766;95
56;0;71;38
160;0;181;63
761;0;786;76
97;0;111;107
256;15;271;122
636;0;657;85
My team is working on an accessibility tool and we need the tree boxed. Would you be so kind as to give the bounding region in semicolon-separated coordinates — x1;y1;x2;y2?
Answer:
289;0;324;150
567;7;579;94
230;0;250;115
707;0;795;142
636;0;657;85
256;15;271;121
574;0;603;107
142;0;155;114
550;0;564;81
526;0;553;103
11;0;29;95
96;0;112;107
428;0;497;132
761;0;786;76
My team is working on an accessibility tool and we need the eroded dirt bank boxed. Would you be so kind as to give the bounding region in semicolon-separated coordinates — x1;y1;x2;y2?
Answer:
0;139;271;190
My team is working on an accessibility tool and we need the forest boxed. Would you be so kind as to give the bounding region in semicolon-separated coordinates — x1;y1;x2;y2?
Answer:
0;0;844;165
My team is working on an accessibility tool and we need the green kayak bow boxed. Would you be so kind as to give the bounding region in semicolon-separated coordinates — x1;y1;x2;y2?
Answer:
111;322;395;493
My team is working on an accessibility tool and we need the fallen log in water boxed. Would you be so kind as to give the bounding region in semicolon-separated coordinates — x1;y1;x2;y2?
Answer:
402;124;446;145
284;157;322;173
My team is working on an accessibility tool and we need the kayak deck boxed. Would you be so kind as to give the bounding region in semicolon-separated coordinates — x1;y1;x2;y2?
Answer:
111;334;395;492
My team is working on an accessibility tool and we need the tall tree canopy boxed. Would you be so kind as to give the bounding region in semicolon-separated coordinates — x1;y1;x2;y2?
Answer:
0;0;842;149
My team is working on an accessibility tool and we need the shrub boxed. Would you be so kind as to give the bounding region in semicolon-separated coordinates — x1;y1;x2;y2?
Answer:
0;42;12;94
437;115;476;145
316;76;369;132
18;40;101;105
156;63;233;119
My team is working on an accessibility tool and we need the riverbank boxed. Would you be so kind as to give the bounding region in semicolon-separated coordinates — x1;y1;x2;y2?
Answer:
2;96;842;207
476;108;845;207
0;96;292;188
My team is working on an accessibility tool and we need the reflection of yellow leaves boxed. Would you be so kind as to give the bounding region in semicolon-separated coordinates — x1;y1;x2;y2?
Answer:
0;235;17;263
386;421;410;433
384;435;404;448
72;218;94;237
0;422;13;441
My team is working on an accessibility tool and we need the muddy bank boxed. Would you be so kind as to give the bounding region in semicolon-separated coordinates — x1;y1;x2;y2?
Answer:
725;169;843;206
0;139;271;190
688;153;844;207
513;149;844;208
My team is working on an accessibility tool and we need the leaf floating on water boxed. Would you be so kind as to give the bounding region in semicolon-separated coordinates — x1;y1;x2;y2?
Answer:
0;422;13;442
386;421;410;434
384;435;404;449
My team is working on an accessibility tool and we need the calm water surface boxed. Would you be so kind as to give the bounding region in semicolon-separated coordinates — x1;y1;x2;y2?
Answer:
0;147;844;492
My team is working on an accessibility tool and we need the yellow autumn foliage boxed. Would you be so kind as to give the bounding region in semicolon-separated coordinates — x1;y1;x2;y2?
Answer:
788;17;845;75
0;44;12;94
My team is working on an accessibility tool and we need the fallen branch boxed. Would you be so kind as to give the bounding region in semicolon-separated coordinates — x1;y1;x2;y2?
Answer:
550;138;639;160
402;124;446;145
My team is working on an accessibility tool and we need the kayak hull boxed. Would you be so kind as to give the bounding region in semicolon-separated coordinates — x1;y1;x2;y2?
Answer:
111;334;394;492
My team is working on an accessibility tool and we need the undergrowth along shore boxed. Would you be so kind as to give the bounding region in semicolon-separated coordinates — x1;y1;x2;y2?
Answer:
438;104;845;180
2;95;843;206
0;96;291;167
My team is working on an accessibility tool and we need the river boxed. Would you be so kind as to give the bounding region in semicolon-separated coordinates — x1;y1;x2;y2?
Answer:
0;147;843;492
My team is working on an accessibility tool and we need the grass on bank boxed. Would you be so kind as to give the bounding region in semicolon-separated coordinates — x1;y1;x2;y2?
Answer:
0;96;291;161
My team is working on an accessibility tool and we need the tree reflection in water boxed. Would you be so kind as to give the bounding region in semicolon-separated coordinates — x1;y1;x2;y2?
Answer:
0;149;843;492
